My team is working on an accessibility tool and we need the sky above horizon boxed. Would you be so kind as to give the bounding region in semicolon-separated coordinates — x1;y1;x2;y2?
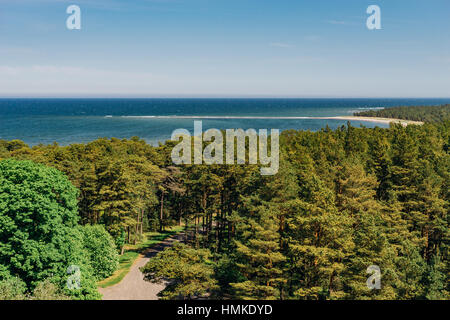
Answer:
0;0;449;98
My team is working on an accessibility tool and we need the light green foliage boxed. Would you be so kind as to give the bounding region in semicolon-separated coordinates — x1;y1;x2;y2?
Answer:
0;159;100;300
30;279;70;300
0;277;70;300
141;243;218;299
80;225;119;281
0;277;27;300
0;159;79;285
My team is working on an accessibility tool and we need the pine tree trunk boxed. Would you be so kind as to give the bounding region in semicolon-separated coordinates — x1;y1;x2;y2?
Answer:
194;216;198;248
184;216;189;242
160;192;164;232
134;210;139;245
140;209;144;235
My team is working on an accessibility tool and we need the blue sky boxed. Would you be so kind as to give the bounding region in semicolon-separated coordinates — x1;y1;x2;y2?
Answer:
0;0;449;97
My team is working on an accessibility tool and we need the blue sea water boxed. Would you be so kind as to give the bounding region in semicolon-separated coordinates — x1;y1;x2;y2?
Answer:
0;98;448;146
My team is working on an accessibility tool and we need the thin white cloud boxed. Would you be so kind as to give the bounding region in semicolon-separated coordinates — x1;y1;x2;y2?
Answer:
269;42;293;48
0;65;153;77
0;65;160;95
304;35;320;41
0;46;36;55
326;20;352;26
262;56;324;64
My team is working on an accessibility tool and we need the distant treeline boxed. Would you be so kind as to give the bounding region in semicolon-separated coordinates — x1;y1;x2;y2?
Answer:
354;104;450;123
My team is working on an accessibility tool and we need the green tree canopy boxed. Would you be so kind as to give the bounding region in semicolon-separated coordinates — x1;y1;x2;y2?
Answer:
0;159;99;299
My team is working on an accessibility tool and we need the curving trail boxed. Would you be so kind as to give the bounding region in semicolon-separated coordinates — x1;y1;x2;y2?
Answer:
99;233;184;300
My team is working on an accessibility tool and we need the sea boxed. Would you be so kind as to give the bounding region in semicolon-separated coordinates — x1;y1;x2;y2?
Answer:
0;98;448;146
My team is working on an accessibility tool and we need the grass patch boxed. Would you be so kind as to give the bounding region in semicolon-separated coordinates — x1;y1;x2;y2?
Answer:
97;226;184;288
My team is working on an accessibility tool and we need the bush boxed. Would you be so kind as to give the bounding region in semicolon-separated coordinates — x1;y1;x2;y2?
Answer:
0;277;27;300
31;279;70;300
141;243;218;299
80;225;119;280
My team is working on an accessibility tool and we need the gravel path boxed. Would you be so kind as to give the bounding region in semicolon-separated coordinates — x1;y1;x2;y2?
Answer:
99;233;184;300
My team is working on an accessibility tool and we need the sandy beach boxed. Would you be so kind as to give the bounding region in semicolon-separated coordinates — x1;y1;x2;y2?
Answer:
330;116;424;126
122;115;424;126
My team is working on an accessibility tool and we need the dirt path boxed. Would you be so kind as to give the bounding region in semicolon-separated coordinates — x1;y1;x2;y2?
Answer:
99;233;184;300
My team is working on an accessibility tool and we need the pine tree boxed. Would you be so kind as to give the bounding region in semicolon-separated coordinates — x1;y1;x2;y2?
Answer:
287;174;354;299
231;196;286;299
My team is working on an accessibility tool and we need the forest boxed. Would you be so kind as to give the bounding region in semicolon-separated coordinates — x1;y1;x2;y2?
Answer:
0;105;449;300
354;104;450;123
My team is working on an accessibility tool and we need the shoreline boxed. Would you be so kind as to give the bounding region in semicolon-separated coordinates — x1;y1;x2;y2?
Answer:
121;115;424;125
330;116;424;125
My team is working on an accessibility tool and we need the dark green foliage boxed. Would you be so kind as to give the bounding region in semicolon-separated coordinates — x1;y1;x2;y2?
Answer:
354;104;449;123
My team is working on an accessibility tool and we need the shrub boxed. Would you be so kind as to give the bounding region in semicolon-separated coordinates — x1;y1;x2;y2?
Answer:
31;279;70;300
80;225;119;280
0;277;27;300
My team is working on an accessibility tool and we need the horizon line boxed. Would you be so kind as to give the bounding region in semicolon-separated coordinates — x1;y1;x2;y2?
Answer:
0;96;450;100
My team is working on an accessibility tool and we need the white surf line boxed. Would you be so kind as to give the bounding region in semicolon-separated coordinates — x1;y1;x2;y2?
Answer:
120;115;404;122
123;115;312;119
121;116;357;120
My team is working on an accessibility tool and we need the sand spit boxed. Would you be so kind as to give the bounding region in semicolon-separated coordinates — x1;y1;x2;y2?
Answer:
120;115;424;126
